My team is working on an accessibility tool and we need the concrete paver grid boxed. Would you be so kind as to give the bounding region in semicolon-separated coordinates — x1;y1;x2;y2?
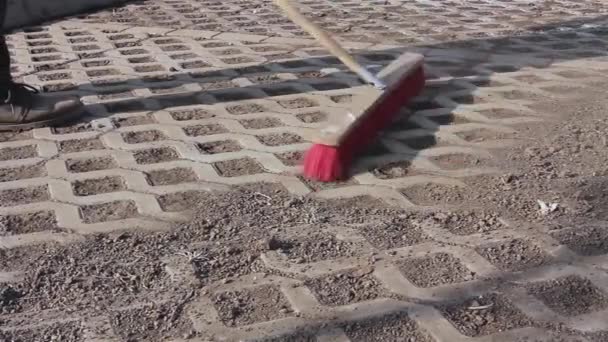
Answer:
3;14;608;238
79;0;607;45
1;0;608;341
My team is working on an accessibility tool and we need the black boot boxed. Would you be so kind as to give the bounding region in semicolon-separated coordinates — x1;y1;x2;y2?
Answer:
0;82;84;131
0;1;84;131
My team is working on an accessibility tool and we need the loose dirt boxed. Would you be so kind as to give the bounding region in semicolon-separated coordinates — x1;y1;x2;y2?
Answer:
212;285;292;326
0;164;46;182
372;161;418;179
273;231;365;264
275;150;305;166
112;114;155;128
80;200;139;223
430;210;506;235
66;156;117;173
305;268;387;306
278;98;318;109
59;138;105;153
183;124;228;136
0;186;50;207
72;176;125;196
296;111;327;123
343;312;432;342
169;108;215;121
527;276;608;317
133;147;179;164
357;217;429;250
399;253;476;288
122;130;167;144
0;321;83;342
551;224;608;256
213;158;265;177
198;140;242;154
477;239;551;272
240;117;283;129
147;168;198;186
401;183;470;207
0;211;59;236
110;300;195;341
441;293;533;337
256;133;304;146
226;103;266;115
0;145;37;161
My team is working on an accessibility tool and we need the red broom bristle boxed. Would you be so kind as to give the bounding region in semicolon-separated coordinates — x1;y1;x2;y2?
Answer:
303;66;426;182
303;144;347;182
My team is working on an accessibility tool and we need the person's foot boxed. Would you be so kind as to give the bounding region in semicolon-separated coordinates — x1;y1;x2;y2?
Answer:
0;82;84;131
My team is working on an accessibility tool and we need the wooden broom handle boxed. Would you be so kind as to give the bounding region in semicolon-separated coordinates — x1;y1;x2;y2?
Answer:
274;0;385;89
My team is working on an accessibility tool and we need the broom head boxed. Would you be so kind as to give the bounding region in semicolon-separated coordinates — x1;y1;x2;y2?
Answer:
303;52;426;182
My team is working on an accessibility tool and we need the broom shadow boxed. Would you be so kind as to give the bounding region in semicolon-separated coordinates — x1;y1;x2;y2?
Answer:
24;14;608;181
344;16;608;181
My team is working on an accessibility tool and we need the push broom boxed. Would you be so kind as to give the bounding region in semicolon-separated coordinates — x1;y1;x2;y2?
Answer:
275;0;426;182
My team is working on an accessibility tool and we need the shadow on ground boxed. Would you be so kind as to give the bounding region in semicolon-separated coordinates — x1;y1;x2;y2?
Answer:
7;14;608;181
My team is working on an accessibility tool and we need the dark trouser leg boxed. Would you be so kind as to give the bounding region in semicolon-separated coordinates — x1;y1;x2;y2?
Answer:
0;0;11;83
